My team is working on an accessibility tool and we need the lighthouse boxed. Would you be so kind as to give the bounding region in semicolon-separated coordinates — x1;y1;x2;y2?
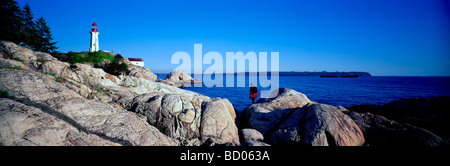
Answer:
89;22;99;52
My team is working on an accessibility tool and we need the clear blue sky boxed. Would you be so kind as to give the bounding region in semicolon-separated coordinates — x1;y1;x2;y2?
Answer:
17;0;450;76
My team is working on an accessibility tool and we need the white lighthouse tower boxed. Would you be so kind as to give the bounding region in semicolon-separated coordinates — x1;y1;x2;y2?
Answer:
89;22;99;52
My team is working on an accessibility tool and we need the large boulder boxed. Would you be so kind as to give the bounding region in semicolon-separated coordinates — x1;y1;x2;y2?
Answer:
347;111;444;146
347;97;450;146
255;88;312;110
239;128;264;142
0;58;30;70
119;93;239;146
268;103;365;146
164;70;201;87
240;88;365;146
0;40;56;64
127;66;157;81
0;98;121;146
120;92;210;146
240;104;291;136
349;96;450;142
240;88;312;135
117;75;204;97
201;99;240;146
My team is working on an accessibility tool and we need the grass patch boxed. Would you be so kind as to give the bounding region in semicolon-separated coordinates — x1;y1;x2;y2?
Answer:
13;57;24;62
44;72;56;77
93;88;110;95
1;65;23;70
62;51;128;76
37;58;49;62
13;66;22;70
65;51;115;65
0;90;14;99
55;77;63;83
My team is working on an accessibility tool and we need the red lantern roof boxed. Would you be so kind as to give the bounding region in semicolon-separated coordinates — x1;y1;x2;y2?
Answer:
128;58;143;62
92;22;97;26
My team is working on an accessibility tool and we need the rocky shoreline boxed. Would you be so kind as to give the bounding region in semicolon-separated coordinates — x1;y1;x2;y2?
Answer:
0;40;448;146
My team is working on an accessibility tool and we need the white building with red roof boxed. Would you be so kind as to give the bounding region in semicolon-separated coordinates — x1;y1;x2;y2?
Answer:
128;58;144;67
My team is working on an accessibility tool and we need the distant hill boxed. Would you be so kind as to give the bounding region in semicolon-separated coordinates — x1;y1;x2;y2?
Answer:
276;71;372;77
162;71;373;77
222;71;372;77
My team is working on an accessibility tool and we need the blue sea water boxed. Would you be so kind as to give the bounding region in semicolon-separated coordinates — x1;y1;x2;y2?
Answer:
156;74;450;112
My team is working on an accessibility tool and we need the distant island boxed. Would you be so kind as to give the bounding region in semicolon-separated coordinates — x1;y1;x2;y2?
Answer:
274;71;372;77
188;71;372;77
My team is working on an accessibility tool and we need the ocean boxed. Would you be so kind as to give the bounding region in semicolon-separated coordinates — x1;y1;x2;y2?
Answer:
156;74;450;112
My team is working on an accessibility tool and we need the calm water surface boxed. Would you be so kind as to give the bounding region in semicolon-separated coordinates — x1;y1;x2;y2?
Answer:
156;74;450;112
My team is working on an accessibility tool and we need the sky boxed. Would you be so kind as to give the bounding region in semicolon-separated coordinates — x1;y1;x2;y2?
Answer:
17;0;450;76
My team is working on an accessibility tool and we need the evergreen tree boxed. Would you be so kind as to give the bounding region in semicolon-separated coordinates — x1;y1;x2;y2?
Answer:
0;0;24;44
35;16;58;54
1;0;58;55
21;2;38;50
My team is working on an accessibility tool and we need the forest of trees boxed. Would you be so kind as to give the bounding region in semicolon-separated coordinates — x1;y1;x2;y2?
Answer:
0;0;58;55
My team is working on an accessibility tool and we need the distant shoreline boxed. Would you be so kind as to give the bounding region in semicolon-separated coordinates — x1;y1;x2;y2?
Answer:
156;71;372;77
155;72;450;78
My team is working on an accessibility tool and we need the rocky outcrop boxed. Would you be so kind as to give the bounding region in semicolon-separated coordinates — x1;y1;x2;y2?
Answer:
0;41;205;101
345;111;444;146
111;56;157;81
239;128;270;146
118;92;209;146
114;93;242;146
200;98;240;146
255;88;312;110
165;70;199;83
117;93;240;146
3;40;442;146
164;70;201;87
0;41;238;146
240;88;365;146
0;69;178;146
347;97;450;146
0;40;55;63
127;66;157;82
0;58;30;71
268;103;365;146
240;128;264;142
240;89;448;146
240;88;313;136
0;98;121;146
350;97;449;137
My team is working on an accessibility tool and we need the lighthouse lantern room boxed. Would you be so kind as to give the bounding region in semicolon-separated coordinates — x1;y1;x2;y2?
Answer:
89;22;99;52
